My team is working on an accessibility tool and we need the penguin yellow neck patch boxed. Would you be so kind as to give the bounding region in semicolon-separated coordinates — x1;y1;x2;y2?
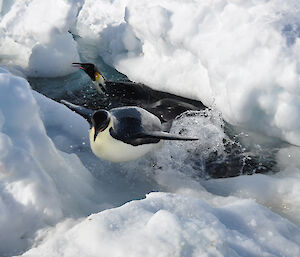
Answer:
94;72;106;86
95;72;100;79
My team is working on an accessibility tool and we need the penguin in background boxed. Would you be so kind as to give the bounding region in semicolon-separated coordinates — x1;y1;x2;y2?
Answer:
72;62;147;98
71;62;205;122
72;62;107;94
61;100;198;162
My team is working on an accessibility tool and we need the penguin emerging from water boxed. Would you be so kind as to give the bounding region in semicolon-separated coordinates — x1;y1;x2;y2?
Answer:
72;62;162;102
61;100;198;162
72;62;107;94
72;62;202;103
71;62;205;121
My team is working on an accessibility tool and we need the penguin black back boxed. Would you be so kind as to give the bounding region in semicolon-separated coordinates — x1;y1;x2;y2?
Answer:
109;107;162;146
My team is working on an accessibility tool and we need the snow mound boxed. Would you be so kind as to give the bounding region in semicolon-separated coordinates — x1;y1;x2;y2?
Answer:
202;145;300;226
1;68;300;257
0;0;82;77
20;192;300;257
75;0;300;146
0;68;105;256
147;110;300;226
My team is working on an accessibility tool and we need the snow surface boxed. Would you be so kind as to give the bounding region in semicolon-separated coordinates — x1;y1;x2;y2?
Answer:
0;68;110;255
74;0;300;146
1;0;300;145
0;69;300;256
1;0;300;256
0;0;82;77
19;193;300;257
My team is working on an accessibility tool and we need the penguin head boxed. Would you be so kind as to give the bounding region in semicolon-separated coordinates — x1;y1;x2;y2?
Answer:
72;63;106;85
91;110;111;141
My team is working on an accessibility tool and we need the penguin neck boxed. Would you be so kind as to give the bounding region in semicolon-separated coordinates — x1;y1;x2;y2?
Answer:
91;117;114;143
93;76;106;94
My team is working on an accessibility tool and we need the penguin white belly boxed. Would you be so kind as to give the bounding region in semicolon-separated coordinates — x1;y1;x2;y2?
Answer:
89;128;161;162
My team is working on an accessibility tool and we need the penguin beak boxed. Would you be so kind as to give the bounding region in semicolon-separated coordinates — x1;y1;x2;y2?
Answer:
94;128;98;142
72;62;99;82
93;126;106;141
72;63;86;70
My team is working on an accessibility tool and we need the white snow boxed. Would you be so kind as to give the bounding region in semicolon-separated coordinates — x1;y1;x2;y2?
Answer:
148;111;300;226
19;193;300;257
1;68;300;256
1;0;300;145
75;0;300;146
0;0;82;77
1;0;300;256
0;68;109;255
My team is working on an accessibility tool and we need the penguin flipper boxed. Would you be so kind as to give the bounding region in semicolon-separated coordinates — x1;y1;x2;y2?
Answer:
138;131;198;141
110;129;198;146
60;100;93;125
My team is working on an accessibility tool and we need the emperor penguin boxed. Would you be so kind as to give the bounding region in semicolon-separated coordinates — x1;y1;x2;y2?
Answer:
61;100;198;162
72;62;107;94
71;62;205;122
72;62;151;99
